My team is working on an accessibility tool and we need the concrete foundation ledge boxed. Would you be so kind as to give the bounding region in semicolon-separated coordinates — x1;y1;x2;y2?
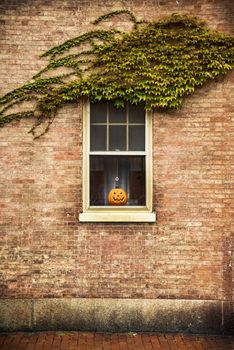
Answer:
0;298;232;334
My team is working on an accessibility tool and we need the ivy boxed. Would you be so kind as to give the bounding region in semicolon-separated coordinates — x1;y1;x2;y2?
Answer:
40;29;120;60
92;9;141;29
0;11;233;138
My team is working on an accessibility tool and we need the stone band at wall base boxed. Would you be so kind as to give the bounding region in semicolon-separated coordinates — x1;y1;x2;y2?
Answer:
0;298;232;335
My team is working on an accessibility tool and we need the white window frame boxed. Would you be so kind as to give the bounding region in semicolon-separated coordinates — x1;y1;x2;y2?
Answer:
79;100;156;222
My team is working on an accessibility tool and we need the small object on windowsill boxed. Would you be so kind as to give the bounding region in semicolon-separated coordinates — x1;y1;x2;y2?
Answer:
108;188;127;205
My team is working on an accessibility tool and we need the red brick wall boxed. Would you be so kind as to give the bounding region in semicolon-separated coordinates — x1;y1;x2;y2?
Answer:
0;0;233;302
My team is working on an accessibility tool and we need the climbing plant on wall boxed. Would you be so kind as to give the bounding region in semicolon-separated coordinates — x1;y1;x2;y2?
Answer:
0;10;233;138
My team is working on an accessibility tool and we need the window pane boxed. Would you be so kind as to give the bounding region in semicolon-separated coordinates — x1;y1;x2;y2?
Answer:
90;125;106;151
129;125;145;151
90;102;107;123
109;126;126;151
90;156;145;206
90;157;105;205
109;103;127;123
129;157;146;206
129;104;145;123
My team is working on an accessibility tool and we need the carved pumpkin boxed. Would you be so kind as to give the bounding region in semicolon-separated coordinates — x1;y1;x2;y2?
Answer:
108;188;127;205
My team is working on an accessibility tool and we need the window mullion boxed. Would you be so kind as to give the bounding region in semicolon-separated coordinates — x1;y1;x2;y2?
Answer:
90;151;146;156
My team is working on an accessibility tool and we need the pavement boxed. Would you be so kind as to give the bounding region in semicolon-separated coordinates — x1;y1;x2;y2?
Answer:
0;331;233;350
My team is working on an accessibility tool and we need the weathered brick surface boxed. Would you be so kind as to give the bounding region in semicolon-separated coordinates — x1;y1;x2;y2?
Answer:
0;0;233;304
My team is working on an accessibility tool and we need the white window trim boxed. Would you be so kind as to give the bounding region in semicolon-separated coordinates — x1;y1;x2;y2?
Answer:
79;100;156;222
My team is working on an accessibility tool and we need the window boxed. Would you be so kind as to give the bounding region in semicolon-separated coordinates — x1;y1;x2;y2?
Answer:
79;101;155;222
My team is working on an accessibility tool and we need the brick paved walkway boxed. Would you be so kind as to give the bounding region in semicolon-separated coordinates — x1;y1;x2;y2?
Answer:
0;331;233;350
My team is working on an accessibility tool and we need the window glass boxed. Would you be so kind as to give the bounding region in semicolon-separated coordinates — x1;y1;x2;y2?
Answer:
90;156;146;206
90;125;106;151
129;125;145;151
109;104;127;123
90;102;107;123
109;126;126;151
129;104;145;123
90;102;146;152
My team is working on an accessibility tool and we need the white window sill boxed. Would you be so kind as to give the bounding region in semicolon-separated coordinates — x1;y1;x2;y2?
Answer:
79;211;156;222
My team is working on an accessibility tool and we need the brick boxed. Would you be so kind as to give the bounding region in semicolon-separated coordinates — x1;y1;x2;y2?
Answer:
0;0;233;334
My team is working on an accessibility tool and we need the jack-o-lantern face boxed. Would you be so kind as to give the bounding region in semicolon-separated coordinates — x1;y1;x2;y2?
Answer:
108;188;127;205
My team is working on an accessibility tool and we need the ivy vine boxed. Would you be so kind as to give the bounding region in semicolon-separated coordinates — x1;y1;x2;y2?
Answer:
0;10;233;138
